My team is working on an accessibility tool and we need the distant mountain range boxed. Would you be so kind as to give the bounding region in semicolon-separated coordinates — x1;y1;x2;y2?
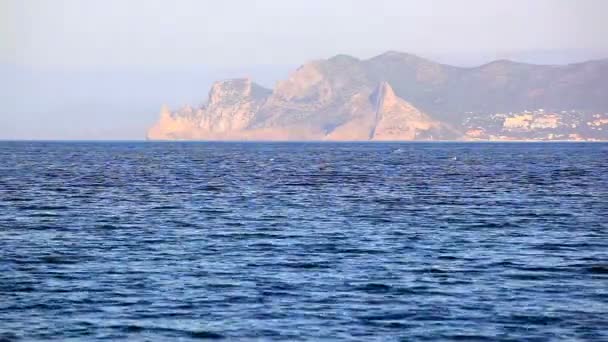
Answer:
147;51;608;141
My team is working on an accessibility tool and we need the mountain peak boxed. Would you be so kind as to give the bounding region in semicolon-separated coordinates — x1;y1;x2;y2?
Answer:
327;54;360;63
370;81;397;110
378;81;395;96
478;59;532;69
208;78;270;106
210;78;251;92
370;51;427;62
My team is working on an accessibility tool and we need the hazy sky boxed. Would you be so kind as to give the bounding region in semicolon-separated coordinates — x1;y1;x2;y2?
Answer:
2;0;607;139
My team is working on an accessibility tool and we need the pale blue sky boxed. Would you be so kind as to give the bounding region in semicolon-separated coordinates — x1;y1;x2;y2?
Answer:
2;0;607;139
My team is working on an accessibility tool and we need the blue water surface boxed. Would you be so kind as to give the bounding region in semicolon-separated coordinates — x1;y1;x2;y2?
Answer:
0;142;607;341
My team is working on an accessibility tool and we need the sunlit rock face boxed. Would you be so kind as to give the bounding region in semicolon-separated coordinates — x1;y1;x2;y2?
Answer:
147;78;454;141
146;79;271;140
146;105;201;140
249;55;372;135
369;82;449;141
323;82;455;141
201;78;271;133
147;52;608;141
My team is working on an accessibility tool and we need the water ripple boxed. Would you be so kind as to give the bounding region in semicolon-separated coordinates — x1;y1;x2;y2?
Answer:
0;142;607;341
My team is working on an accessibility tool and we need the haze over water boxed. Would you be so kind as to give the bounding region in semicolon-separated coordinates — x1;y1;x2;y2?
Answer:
1;142;607;341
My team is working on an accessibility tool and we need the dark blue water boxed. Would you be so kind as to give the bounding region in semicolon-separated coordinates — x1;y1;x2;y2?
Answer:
1;142;607;341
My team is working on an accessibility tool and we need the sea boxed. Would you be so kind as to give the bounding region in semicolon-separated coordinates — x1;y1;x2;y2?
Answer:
0;142;607;341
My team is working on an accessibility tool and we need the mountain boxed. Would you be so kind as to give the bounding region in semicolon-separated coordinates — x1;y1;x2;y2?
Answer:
147;52;608;141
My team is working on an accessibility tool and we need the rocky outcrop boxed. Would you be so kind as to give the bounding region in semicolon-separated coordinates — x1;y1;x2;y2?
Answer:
369;82;449;140
147;51;608;141
147;78;271;140
147;105;200;140
201;78;270;133
323;82;454;140
147;78;451;141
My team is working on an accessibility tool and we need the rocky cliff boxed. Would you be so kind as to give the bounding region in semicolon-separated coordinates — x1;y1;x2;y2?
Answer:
147;52;608;141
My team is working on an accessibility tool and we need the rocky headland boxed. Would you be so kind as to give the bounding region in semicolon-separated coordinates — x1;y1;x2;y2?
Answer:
148;52;608;141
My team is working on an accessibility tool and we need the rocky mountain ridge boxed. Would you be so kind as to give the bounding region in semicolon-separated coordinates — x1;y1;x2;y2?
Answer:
147;51;608;141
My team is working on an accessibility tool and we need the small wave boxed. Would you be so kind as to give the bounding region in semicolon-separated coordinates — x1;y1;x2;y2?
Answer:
249;262;331;269
18;205;70;211
441;334;493;341
356;283;392;293
95;224;121;230
503;272;554;281
201;185;223;192
151;205;182;210
4;197;32;202
280;262;330;269
283;182;318;187
116;325;225;339
0;332;20;342
507;314;563;325
199;209;232;215
338;248;386;255
39;255;80;265
587;265;608;274
27;212;61;218
359;312;413;321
